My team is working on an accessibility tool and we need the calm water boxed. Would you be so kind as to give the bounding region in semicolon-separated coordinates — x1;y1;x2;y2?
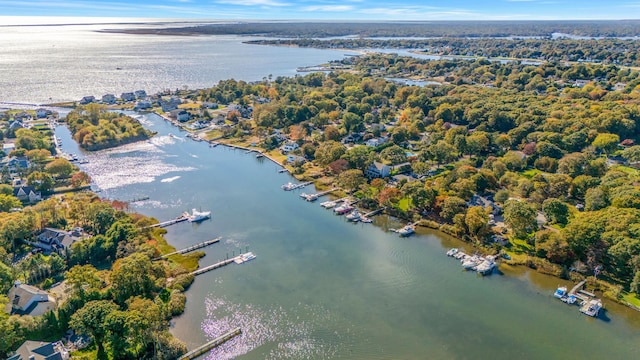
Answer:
55;114;640;359
0;22;343;104
9;22;640;359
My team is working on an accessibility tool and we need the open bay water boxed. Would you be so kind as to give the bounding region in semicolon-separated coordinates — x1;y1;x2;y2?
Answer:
55;114;640;359
8;21;640;359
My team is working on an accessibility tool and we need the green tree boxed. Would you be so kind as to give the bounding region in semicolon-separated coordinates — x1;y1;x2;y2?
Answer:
464;206;491;242
27;171;54;193
440;196;466;222
110;253;161;305
314;141;346;166
341;146;371;171
503;200;537;238
542;198;570;225
337;169;365;193
70;300;120;359
0;194;21;212
592;133;620;155
585;187;608;211
428;140;458;167
380;145;407;165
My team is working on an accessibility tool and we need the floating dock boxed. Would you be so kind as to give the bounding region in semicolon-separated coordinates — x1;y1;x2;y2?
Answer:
191;252;255;276
178;328;242;360
300;188;337;201
153;237;221;260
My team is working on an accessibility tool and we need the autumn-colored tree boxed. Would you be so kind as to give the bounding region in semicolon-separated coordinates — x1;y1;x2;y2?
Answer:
378;187;402;207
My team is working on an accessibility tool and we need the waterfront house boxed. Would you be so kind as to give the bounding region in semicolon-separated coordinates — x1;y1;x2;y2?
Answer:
176;110;190;122
13;186;41;203
101;94;116;104
160;97;182;112
134;89;147;99
281;141;300;153
287;154;307;164
5;281;56;317
36;108;49;118
366;161;391;178
79;95;95;104
134;100;152;110
14;112;32;122
120;92;136;102
7;340;69;360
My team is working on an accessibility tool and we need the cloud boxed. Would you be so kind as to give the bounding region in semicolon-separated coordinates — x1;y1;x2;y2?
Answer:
302;5;354;12
215;0;290;6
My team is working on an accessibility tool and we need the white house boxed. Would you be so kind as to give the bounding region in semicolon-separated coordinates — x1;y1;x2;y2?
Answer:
5;281;56;316
13;186;41;203
287;154;306;164
365;161;391;178
79;96;95;104
35;108;49;119
120;92;136;102
176;110;190;122
281;141;300;153
365;137;387;147
8;340;69;360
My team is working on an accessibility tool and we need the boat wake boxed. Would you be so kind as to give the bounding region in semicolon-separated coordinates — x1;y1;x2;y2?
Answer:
160;176;181;183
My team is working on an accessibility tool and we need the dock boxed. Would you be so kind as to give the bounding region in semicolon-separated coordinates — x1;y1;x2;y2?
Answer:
364;207;386;217
300;188;337;201
128;196;150;203
191;252;255;276
153;237;221;260
178;328;242;360
147;215;188;228
282;181;313;191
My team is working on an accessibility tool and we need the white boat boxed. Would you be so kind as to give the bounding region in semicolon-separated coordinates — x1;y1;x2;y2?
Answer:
346;209;362;222
554;286;568;299
281;182;297;191
396;225;415;237
305;194;319;202
454;251;467;260
299;192;308;198
579;299;602;317
475;258;496;275
334;203;353;214
186;209;211;223
320;200;336;208
462;255;482;270
234;252;257;264
360;216;372;223
446;248;459;257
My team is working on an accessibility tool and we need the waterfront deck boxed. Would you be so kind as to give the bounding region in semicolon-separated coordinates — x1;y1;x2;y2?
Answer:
178;328;242;360
153;237;221;260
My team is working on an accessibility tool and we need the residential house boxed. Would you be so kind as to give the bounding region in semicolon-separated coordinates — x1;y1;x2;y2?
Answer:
287;154;306;164
281;141;299;153
614;82;627;91
31;228;76;252
2;156;31;171
202;102;218;109
176;110;190;122
134;89;147;99
101;94;117;104
14;112;32;122
160;97;182;112
13;186;41;203
3;142;16;154
366;161;391;178
35;108;49;119
5;281;56;317
7;340;69;360
9;120;24;131
365;137;387;147
573;80;590;88
134;100;152;110
120;92;136;102
341;133;363;144
79;95;95;104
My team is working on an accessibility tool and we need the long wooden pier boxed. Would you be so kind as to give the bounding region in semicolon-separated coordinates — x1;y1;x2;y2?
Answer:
190;252;255;276
153;237;221;260
178;328;242;360
364;207;386;217
147;215;188;228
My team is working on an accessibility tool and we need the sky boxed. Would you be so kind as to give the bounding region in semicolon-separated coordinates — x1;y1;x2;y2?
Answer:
0;0;639;22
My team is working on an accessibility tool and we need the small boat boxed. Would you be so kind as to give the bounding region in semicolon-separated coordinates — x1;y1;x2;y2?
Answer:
305;194;319;202
281;182;297;191
554;286;568;299
320;200;336;209
475;257;496;275
462;255;481;270
579;299;602;317
360;216;372;223
334;203;353;214
256;153;264;158
346;209;362;222
209;142;218;148
234;252;256;264
454;251;467;260
186;209;211;223
396;225;415;237
561;294;578;304
446;248;459;257
299;192;308;198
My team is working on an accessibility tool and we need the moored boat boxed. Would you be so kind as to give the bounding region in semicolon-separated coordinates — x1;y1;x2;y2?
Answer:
186;208;211;223
334;203;353;214
579;299;603;317
396;224;415;237
346;209;362;222
281;182;297;191
554;286;568;299
446;248;458;257
320;200;336;208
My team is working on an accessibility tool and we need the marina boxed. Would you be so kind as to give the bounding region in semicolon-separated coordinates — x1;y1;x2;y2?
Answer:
553;280;604;317
446;248;497;275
